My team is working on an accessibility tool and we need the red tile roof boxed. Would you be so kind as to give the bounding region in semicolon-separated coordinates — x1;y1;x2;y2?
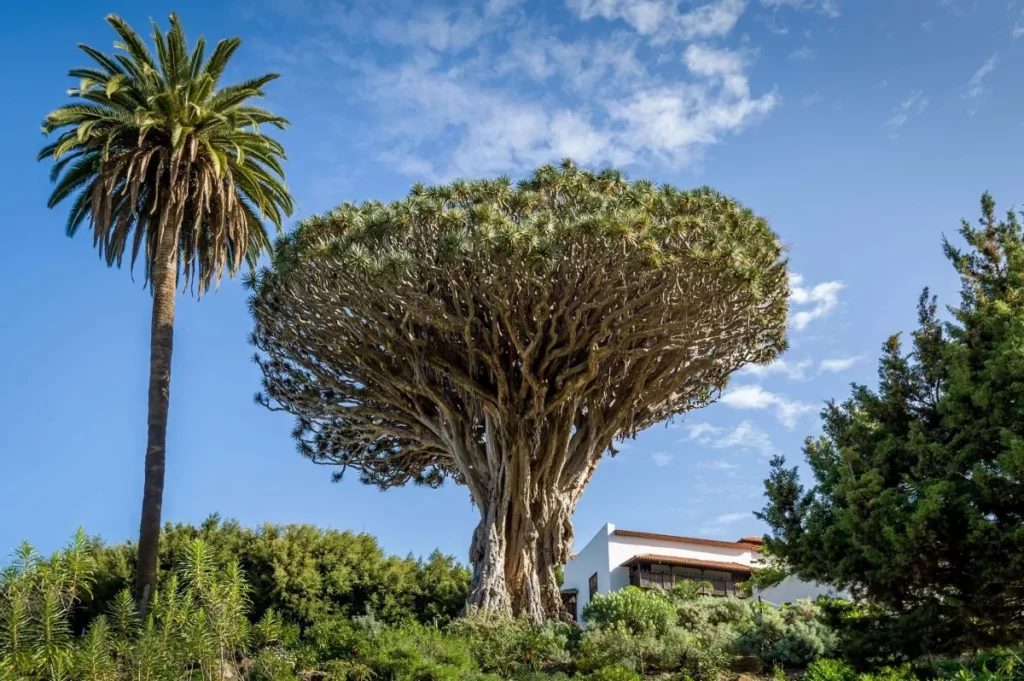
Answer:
613;529;763;551
621;553;753;574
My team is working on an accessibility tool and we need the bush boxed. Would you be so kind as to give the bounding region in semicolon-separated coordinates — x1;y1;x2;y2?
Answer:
586;664;644;681
447;612;571;677
805;659;858;681
576;622;667;674
739;600;838;666
583;586;678;636
82;515;471;631
0;531;298;681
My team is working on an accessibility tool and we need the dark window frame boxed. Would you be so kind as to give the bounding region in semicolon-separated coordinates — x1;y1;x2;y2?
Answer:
588;572;599;601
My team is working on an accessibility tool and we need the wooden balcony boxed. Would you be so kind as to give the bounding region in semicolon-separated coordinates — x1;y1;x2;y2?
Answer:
622;554;752;598
629;570;742;597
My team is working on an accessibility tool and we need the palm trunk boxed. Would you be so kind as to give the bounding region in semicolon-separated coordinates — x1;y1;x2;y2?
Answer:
134;222;179;618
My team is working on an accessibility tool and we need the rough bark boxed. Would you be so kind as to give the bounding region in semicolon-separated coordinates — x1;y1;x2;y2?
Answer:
464;425;595;623
134;220;179;618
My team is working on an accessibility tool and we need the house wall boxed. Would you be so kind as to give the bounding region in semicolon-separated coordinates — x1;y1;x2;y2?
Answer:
606;533;758;593
755;575;846;605
561;522;614;617
562;524;845;625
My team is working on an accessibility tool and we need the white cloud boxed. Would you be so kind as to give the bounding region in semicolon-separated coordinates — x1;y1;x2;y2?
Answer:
964;54;998;111
800;93;823;107
721;385;816;428
790;273;844;331
699;460;740;470
652;451;673;466
713;420;776;455
1014;13;1024;39
741;358;812;381
884;90;928;137
568;0;748;44
370;1;522;54
701;511;750;533
485;0;522;15
920;21;933;32
760;0;839;18
267;0;779;179
681;420;775;457
332;24;776;178
684;422;724;442
819;356;862;373
788;46;815;60
712;512;748;524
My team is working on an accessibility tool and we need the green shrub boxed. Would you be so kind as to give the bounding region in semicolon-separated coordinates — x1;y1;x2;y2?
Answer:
861;664;918;681
677;595;751;630
583;586;678;636
739;600;837;667
586;663;644;681
804;658;857;681
358;623;478;681
0;531;302;681
83;515;471;631
576;622;662;673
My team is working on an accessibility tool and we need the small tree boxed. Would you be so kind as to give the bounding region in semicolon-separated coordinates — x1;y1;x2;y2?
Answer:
758;193;1024;656
251;161;789;620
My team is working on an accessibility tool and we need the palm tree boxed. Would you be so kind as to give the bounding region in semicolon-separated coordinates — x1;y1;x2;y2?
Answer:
38;14;294;615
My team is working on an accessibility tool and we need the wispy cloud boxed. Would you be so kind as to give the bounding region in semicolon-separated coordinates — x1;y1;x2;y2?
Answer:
699;460;740;470
964;54;998;113
790;274;844;331
701;511;751;534
681;419;775;457
280;1;779;179
683;422;724;442
1014;12;1024;39
885;90;928;137
652;451;673;466
920;21;933;32
819;356;862;373
568;0;748;44
760;0;840;18
713;420;777;456
800;93;823;107
788;46;816;60
721;385;816;428
741;358;812;381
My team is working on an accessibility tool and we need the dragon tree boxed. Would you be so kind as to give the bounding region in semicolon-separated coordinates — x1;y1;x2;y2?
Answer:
249;161;789;621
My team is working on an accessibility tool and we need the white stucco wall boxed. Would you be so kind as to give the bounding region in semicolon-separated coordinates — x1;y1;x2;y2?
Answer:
755;575;846;605
561;523;614;616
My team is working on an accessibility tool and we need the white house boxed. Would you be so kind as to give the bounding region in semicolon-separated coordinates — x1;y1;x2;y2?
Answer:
560;523;842;623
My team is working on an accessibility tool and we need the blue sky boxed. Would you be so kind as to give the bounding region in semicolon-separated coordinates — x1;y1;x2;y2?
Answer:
2;0;1023;563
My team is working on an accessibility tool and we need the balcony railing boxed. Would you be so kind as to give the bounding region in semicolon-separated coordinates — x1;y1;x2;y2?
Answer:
629;570;741;597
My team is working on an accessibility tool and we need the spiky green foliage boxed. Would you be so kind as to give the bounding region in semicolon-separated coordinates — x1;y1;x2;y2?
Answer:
0;531;94;680
250;160;788;619
38;12;293;293
759;194;1024;657
1;533;289;681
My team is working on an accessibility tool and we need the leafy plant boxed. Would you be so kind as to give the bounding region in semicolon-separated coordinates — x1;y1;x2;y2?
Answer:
583;587;678;636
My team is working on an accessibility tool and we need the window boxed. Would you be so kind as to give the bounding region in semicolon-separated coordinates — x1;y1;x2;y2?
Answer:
561;591;578;623
588;572;598;601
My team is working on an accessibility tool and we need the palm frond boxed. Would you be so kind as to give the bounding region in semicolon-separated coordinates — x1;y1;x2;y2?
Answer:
40;13;293;295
